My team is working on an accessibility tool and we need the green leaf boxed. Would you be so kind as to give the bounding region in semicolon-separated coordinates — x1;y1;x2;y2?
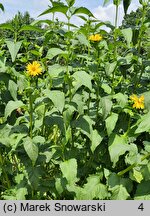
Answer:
105;112;118;136
5;100;24;119
143;141;150;153
113;92;128;108
141;162;150;181
73;115;94;139
48;64;65;78
72;71;92;92
125;144;140;165
19;25;43;32
8;80;17;100
0;23;13;31
108;172;132;199
16;188;28;200
105;61;117;76
0;3;4;12
77;175;108;200
76;33;90;46
60;158;78;185
91;130;104;152
46;48;64;60
123;0;131;15
135;111;150;134
143;91;150;111
72;7;95;18
23;137;38;165
121;28;133;47
101;83;112;94
133;169;143;183
108;134;129;167
135;181;150;200
39;6;68;17
101;96;112;119
111;185;130;200
0;57;7;73
66;0;75;7
5;39;22;62
44;90;65;113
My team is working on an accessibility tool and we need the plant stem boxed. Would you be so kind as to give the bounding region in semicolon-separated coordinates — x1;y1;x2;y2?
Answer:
0;153;11;188
41;105;46;136
29;92;33;139
134;4;147;90
117;152;150;176
115;5;118;29
111;4;119;94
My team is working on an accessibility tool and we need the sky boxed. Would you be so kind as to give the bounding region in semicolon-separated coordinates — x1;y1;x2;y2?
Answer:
0;0;140;27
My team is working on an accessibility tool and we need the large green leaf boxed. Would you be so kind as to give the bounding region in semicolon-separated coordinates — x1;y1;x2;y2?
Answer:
72;7;95;18
5;40;22;62
16;188;28;200
135;111;150;134
0;57;7;73
113;92;128;108
23;137;38;165
105;61;117;76
108;133;129;167
105;112;118;136
39;6;68;17
101;96;112;119
76;33;90;46
44;90;65;113
121;28;133;47
5;100;24;119
72;71;92;92
46;48;65;60
73;115;94;139
8;80;17;101
91;130;104;152
111;185;130;200
77;174;108;200
19;25;43;32
0;23;13;31
132;169;143;183
143;91;150;111
108;173;132;199
134;181;150;200
60;158;78;185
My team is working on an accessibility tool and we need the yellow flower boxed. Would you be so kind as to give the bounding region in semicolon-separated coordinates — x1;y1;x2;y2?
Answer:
130;94;144;109
26;61;42;77
89;34;102;42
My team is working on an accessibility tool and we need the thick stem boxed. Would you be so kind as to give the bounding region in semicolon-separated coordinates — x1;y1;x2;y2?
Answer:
41;105;46;136
29;92;33;139
117;153;150;176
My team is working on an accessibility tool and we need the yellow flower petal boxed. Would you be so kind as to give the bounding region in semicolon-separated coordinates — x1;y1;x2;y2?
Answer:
26;61;42;77
130;94;144;109
89;34;102;42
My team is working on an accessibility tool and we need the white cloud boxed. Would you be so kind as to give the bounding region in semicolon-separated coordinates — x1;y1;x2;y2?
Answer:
92;0;140;27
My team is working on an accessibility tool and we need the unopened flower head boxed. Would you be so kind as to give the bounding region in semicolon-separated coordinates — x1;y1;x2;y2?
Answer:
130;94;144;109
26;61;42;77
89;34;102;42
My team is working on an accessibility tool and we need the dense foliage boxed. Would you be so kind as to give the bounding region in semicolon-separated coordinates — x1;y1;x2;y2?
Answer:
0;0;150;200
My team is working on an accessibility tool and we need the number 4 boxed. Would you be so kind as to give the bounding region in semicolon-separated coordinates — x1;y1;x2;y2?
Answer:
138;203;144;211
